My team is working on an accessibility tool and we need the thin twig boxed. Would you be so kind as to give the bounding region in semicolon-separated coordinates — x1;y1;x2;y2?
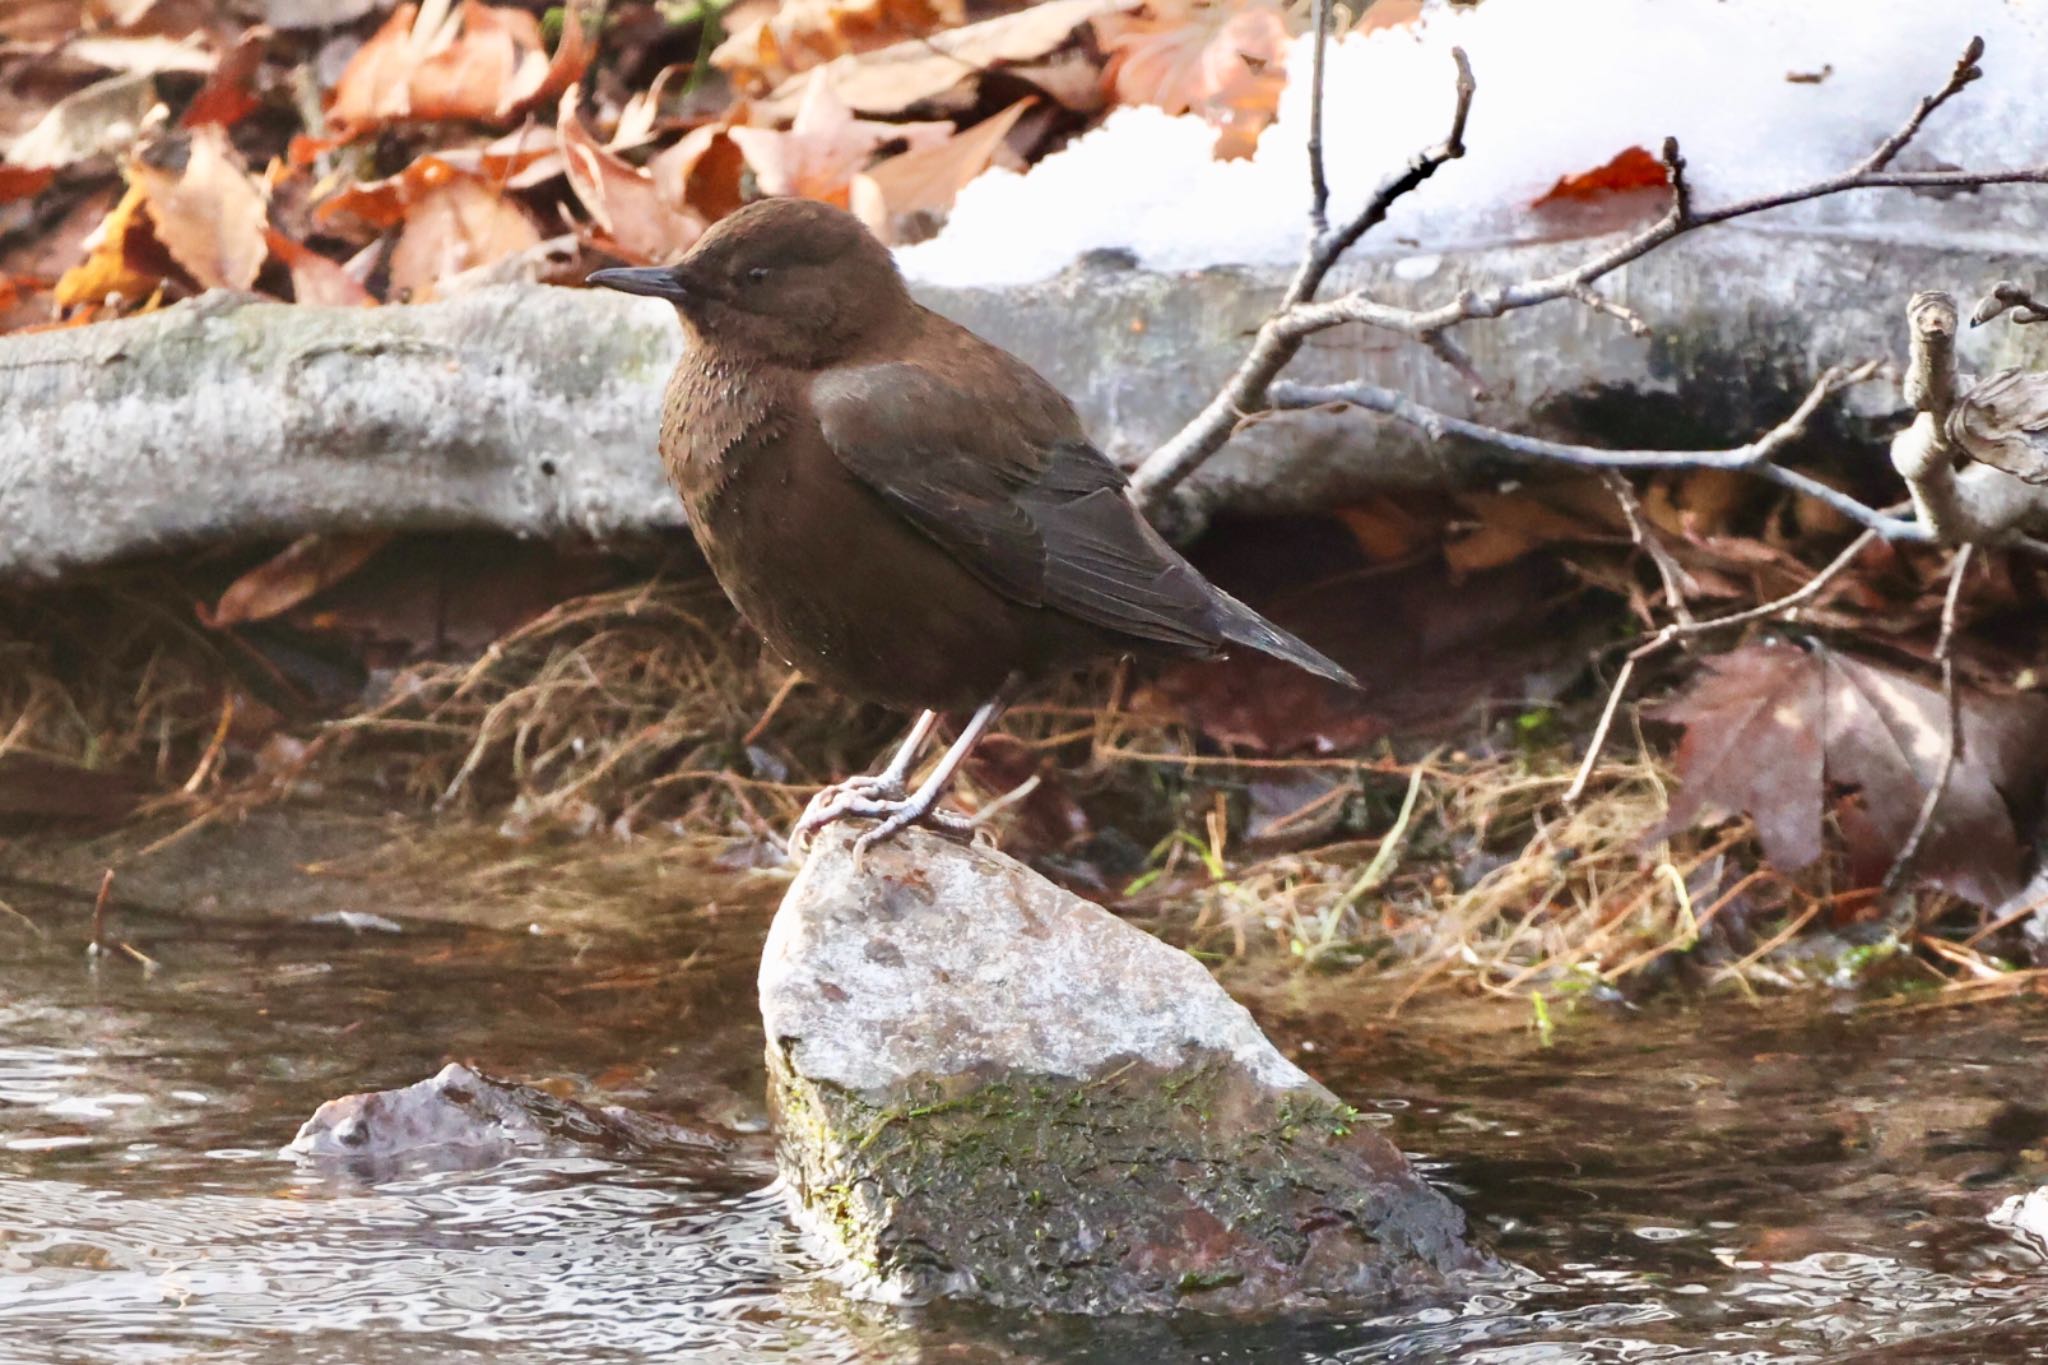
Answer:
1563;656;1635;805
1133;35;2045;508
1306;0;1332;235
89;868;113;958
1883;544;1975;893
1130;46;1474;510
1601;470;1695;627
1853;36;1983;176
1632;525;1886;657
1270;363;1944;545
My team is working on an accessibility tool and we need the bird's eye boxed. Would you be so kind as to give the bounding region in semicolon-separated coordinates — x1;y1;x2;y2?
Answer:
746;266;771;286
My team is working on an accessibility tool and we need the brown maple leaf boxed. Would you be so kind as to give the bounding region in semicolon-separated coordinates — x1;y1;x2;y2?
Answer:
712;0;966;95
1652;641;2048;906
1099;0;1295;160
327;0;591;136
728;71;950;204
851;96;1033;244
1532;146;1671;209
1949;368;2048;484
129;124;269;292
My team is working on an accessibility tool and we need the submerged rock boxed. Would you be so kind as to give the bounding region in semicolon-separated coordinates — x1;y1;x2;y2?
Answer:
286;1062;747;1175
761;825;1483;1314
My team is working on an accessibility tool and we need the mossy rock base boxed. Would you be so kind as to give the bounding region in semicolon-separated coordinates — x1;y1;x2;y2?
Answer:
761;825;1481;1314
769;1045;1477;1314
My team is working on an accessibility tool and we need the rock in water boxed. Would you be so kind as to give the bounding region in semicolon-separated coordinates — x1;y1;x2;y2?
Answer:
761;825;1483;1313
286;1062;751;1178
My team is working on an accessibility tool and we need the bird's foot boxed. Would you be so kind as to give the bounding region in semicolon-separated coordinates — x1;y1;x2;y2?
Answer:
789;781;971;858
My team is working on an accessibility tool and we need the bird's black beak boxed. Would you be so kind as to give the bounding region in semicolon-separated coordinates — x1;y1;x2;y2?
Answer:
588;265;691;302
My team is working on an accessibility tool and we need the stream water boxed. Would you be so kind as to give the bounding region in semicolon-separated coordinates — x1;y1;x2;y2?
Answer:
3;839;2047;1363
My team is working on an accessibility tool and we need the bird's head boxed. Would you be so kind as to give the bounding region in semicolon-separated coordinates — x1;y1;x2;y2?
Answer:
588;198;909;367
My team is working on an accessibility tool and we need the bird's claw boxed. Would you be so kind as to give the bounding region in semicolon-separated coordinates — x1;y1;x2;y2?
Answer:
789;781;971;859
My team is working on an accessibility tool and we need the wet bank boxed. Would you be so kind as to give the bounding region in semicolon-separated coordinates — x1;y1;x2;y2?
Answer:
3;815;2048;1362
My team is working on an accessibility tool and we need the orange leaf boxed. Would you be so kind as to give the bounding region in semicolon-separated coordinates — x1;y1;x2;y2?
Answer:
181;25;268;128
851;97;1032;243
728;71;950;204
205;533;394;629
1101;0;1293;159
387;176;540;300
326;2;425;132
264;228;374;306
316;128;556;229
53;181;162;308
129;125;269;291
327;0;591;136
711;0;965;94
1354;0;1422;34
1532;145;1670;208
0;166;56;204
648;120;747;224
559;88;703;263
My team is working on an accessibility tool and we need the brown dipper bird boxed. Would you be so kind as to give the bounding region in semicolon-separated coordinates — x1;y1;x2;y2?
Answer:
590;198;1355;851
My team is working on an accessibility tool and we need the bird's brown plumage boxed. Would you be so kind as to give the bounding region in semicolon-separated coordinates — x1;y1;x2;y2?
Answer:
594;198;1352;713
591;199;1352;843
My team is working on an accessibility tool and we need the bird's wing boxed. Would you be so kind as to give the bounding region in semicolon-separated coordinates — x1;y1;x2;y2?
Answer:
1952;368;2048;484
811;360;1225;652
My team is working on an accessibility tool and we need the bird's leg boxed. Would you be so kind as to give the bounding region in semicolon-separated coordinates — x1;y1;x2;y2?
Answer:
789;698;1006;855
849;709;942;801
791;710;939;848
852;698;1005;854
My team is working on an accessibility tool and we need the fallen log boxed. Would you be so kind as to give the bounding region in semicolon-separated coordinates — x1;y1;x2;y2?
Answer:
4;220;2043;579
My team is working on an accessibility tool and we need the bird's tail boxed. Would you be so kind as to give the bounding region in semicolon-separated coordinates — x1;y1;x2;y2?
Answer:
1209;589;1361;690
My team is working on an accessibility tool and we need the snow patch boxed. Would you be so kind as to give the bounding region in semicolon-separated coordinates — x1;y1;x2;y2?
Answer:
899;0;2048;288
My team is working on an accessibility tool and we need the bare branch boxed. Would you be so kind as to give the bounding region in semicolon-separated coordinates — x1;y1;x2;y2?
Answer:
1269;364;1923;540
1855;35;1984;176
1630;525;1886;659
1569;283;1652;337
1564;656;1635;805
1883;544;1975;894
1660;135;1693;225
1130;47;1475;511
1600;469;1696;627
1133;35;2045;508
1306;0;1333;236
1973;280;2048;327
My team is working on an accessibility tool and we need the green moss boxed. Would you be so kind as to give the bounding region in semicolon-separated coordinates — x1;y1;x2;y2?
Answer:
764;1042;1466;1313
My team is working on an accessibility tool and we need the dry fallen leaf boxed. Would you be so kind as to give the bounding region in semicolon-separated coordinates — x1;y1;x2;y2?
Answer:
180;24;268;128
53;180;165;307
1354;0;1423;33
0;166;57;204
265;227;373;305
558;87;703;263
205;533;395;628
1949;369;2048;484
758;0;1127;119
648;119;747;225
730;70;950;204
712;0;965;95
1532;145;1671;208
316;128;557;229
387;174;540;300
851;96;1032;242
1443;482;1624;576
4;70;157;170
1102;0;1295;159
130;124;269;291
1652;641;2048;906
328;0;591;135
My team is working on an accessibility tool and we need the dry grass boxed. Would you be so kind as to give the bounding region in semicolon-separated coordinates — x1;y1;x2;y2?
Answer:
0;574;235;782
313;577;894;837
4;554;2037;1009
